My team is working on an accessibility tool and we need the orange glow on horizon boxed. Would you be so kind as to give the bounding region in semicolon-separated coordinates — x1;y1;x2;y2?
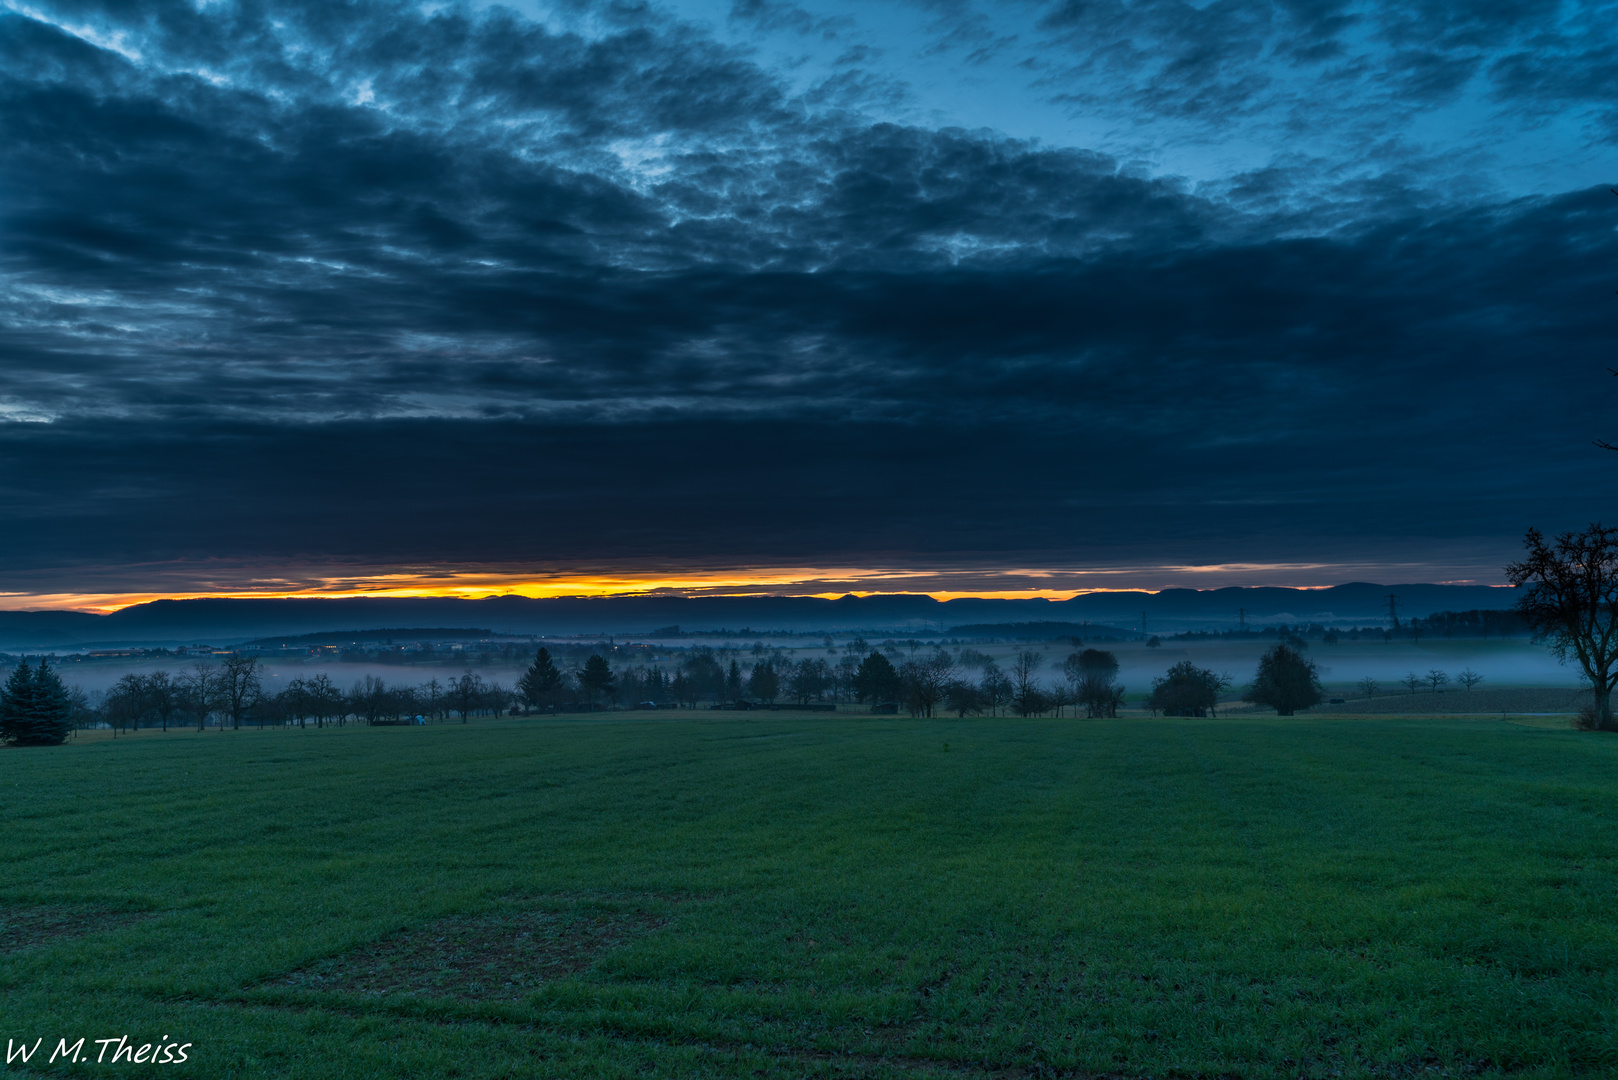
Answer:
0;567;1178;614
0;561;1509;614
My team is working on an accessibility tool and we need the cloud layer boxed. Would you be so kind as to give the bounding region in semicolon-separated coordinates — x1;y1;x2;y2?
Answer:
0;0;1614;594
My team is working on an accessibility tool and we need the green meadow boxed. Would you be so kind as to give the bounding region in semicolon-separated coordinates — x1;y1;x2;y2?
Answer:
2;712;1616;1078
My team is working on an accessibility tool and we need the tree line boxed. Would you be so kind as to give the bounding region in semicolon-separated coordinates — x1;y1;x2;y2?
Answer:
0;634;1391;748
509;643;1323;720
98;660;518;732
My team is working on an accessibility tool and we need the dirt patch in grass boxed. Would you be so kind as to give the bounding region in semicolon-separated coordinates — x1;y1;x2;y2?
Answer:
278;908;666;1001
0;906;148;954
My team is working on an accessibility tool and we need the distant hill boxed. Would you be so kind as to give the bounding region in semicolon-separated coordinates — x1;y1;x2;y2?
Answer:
948;621;1142;640
242;628;499;646
0;583;1517;649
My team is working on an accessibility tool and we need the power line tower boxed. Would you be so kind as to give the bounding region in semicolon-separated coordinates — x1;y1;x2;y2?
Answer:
1386;593;1400;629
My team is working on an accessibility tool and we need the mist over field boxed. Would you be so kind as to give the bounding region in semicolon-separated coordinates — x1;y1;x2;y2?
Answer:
45;634;1582;713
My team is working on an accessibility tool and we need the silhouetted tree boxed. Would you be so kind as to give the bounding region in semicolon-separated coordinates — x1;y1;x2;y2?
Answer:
834;654;860;701
787;658;833;704
1064;648;1122;718
517;647;563;710
307;673;343;726
945;681;986;716
1507;524;1618;730
107;670;179;733
351;675;389;724
979;662;1012;716
1358;676;1379;699
1149;661;1230;717
1457;668;1483;691
104;673;147;735
1243;645;1321;716
747;660;779;703
1048;682;1075;718
282;677;311;728
900;649;956;717
1427;668;1449;692
681;651;725;704
450;671;484;721
580;654;615;705
480;680;512;717
854;651;901;704
178;664;215;730
1009;650;1044;717
957;648;992;670
216;654;262;730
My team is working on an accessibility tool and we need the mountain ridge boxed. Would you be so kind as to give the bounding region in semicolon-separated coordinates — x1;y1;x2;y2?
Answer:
0;583;1515;648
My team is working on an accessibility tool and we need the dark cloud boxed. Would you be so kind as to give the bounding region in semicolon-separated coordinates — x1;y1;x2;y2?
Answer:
0;0;1613;594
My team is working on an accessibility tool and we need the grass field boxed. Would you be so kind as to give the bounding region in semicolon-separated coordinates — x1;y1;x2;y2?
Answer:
2;712;1616;1078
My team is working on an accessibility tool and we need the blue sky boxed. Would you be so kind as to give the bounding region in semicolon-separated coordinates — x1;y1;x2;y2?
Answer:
650;0;1618;198
0;0;1615;602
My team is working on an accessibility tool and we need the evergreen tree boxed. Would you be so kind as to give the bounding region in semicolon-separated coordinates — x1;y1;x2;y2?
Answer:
1;659;73;746
580;654;615;704
746;661;779;703
1243;645;1323;716
517;647;563;708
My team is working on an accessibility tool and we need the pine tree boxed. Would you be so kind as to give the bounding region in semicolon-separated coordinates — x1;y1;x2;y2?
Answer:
517;648;562;708
579;655;615;704
746;660;779;703
2;659;73;746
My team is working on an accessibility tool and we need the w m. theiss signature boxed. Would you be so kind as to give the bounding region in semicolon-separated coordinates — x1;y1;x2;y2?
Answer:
6;1034;192;1065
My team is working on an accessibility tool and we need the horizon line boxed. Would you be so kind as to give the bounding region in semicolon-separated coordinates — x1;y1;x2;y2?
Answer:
0;579;1515;616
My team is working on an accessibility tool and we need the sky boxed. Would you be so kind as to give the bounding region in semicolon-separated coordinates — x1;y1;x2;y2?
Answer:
1;0;1616;609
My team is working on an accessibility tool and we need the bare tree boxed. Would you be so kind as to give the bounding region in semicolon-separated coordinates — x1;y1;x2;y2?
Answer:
351;675;389;724
1009;650;1044;717
1358;676;1379;699
1048;682;1075;718
979;662;1012;716
1507;525;1618;730
957;648;993;671
1064;649;1122;718
1401;672;1421;695
283;677;310;728
1457;668;1484;691
177;664;216;731
451;671;484;721
216;654;262;729
1426;668;1449;693
901;649;957;718
307;672;343;726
